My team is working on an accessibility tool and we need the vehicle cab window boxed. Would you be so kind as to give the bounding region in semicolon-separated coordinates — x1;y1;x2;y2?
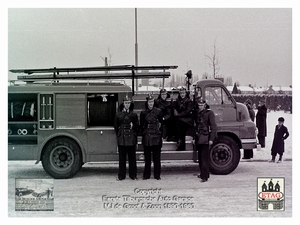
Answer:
205;86;233;105
205;86;236;122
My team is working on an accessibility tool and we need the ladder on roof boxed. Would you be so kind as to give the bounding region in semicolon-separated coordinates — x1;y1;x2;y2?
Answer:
9;65;178;95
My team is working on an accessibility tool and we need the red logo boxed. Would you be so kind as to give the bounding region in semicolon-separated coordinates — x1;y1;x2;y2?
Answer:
258;192;284;200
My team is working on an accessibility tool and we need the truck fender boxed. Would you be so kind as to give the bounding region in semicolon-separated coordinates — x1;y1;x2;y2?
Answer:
216;131;242;149
35;133;86;164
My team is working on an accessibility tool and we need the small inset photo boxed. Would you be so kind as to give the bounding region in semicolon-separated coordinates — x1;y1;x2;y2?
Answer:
257;177;285;211
15;178;54;211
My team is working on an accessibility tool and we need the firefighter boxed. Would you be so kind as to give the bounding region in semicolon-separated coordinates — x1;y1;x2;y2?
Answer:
140;94;163;180
173;87;194;151
194;97;217;182
154;88;174;141
114;96;139;181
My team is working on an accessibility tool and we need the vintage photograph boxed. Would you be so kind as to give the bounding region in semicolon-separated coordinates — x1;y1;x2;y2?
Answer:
6;3;295;222
15;178;54;211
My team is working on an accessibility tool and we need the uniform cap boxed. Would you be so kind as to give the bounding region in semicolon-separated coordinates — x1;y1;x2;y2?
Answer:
278;117;285;122
160;88;167;94
146;94;155;101
196;97;206;104
179;86;187;92
123;95;131;102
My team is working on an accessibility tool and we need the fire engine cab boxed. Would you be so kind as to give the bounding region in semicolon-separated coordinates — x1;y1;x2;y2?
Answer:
8;65;257;179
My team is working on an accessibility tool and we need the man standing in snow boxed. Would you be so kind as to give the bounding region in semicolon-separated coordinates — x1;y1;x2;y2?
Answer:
256;99;267;148
269;117;289;163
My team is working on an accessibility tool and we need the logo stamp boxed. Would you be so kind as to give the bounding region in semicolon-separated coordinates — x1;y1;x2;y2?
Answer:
257;177;285;211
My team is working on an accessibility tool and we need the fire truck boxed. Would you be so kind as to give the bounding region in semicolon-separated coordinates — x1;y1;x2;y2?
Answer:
8;65;257;179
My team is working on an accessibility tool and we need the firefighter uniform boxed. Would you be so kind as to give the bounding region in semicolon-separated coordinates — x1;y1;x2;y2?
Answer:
140;95;163;180
154;89;174;140
194;98;217;182
114;98;139;180
173;87;194;151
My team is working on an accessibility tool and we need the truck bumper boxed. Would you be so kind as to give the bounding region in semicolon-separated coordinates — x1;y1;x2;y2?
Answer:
241;138;257;149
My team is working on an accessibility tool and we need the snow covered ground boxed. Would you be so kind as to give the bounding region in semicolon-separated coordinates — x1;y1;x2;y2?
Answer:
246;110;292;161
7;111;293;218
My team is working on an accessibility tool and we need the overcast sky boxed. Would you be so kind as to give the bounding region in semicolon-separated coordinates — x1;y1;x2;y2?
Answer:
8;8;292;87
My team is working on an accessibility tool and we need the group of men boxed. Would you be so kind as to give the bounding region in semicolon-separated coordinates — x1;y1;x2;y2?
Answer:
114;90;290;183
114;87;217;183
243;98;289;162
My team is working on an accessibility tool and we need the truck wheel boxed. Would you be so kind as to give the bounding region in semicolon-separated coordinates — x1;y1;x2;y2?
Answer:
209;136;240;175
42;137;82;179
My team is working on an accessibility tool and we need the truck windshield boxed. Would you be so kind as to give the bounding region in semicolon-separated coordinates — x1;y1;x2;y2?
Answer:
205;86;232;105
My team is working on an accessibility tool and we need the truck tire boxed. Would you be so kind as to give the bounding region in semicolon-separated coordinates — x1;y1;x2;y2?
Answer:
42;137;82;179
209;136;240;175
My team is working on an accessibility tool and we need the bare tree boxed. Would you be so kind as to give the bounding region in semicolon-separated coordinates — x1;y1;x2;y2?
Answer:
224;76;233;86
205;39;220;79
170;73;176;87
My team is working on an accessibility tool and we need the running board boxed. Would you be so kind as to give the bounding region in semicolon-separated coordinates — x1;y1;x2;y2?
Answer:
137;141;194;151
136;150;196;161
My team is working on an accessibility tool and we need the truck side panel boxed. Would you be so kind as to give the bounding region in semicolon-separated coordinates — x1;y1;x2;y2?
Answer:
8;145;38;160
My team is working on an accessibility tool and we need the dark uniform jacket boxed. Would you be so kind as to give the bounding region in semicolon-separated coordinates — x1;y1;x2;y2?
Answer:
194;108;217;145
271;124;289;155
173;96;194;126
256;105;267;137
114;103;139;146
154;98;172;121
140;107;163;147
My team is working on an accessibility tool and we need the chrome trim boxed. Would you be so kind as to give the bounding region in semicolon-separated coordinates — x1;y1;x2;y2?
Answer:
241;138;257;144
86;127;114;131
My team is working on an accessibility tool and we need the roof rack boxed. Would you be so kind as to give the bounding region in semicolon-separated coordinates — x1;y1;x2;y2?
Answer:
9;65;178;95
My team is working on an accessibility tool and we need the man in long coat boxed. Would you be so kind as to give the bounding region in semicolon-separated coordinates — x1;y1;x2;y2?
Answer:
269;117;289;163
256;99;267;148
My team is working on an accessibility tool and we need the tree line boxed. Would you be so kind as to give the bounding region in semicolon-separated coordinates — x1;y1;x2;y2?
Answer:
232;94;292;113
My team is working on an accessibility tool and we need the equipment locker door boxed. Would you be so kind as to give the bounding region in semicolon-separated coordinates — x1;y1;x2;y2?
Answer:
86;93;118;154
86;127;118;154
